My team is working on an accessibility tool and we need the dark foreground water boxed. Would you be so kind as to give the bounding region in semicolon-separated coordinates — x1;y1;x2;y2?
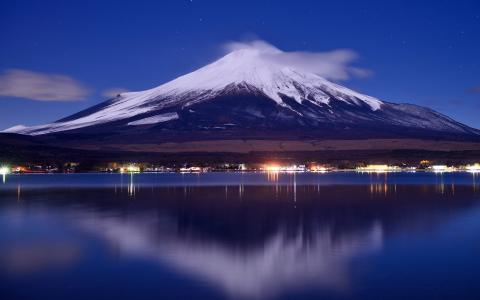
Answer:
1;172;480;300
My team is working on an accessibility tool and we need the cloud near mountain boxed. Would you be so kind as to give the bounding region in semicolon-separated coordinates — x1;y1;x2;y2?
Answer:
223;39;371;81
0;69;89;101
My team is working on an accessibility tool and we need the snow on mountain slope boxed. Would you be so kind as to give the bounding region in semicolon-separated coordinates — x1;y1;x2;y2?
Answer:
2;47;478;139
3;47;384;136
128;112;179;126
154;48;383;110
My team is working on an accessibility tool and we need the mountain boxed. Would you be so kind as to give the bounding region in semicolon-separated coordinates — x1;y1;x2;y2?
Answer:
4;47;480;148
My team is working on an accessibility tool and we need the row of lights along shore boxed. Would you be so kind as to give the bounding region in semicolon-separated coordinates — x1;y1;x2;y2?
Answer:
1;163;480;175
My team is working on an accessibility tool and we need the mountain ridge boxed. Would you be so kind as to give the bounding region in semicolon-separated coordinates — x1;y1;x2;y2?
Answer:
3;47;479;143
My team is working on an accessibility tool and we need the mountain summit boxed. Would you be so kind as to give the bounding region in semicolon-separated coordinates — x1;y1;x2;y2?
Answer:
4;47;479;143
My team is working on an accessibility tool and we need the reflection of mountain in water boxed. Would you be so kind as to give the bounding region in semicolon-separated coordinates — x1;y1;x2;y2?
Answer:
2;184;479;299
80;213;382;299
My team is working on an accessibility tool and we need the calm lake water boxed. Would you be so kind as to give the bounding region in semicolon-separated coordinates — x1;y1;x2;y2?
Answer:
1;172;480;300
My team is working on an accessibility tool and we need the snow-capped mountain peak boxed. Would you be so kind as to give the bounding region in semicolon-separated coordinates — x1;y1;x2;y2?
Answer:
3;48;384;135
150;48;383;109
3;48;479;140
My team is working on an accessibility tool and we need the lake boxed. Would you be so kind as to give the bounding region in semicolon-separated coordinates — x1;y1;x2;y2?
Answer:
1;172;480;300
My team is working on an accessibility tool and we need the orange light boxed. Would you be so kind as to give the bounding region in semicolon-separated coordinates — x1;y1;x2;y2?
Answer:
265;165;281;172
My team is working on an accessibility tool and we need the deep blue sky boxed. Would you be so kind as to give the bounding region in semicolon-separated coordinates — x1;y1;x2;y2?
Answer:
1;0;479;129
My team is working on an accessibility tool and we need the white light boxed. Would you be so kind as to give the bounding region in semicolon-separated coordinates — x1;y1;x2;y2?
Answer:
180;167;202;172
430;165;456;173
263;164;306;172
127;165;140;173
356;165;399;172
466;164;480;172
0;166;9;183
311;166;329;173
0;166;10;175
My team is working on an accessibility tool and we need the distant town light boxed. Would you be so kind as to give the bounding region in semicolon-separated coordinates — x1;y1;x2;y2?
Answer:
120;165;140;173
430;165;455;172
179;166;202;172
356;165;399;172
263;164;306;172
0;166;10;183
310;165;330;172
466;163;480;172
127;165;140;173
265;165;281;172
0;166;10;175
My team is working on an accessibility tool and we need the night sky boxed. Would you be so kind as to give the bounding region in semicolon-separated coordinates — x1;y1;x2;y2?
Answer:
1;0;479;130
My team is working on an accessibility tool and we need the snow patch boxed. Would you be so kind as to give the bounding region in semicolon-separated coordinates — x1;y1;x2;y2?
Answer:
128;112;179;126
2;125;28;133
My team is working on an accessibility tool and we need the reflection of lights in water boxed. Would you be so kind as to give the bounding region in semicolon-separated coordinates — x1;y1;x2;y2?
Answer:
435;173;445;194
17;184;21;201
317;176;321;194
367;172;390;196
238;184;244;199
473;172;478;192
266;172;297;202
293;172;297;203
120;173;124;192
369;184;390;196
128;173;136;197
266;171;279;182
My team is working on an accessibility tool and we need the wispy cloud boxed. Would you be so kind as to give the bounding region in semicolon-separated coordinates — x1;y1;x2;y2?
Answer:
223;39;371;81
0;69;89;101
102;88;130;98
469;86;480;93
